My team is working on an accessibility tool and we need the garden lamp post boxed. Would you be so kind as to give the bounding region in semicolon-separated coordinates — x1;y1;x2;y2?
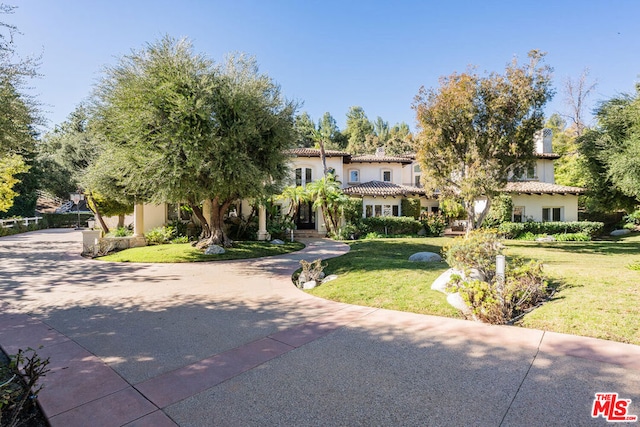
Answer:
70;192;84;229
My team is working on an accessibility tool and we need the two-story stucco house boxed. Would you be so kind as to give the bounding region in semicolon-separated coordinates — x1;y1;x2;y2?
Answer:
128;129;583;238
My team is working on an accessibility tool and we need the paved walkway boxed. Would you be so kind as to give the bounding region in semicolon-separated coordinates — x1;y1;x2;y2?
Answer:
0;229;639;426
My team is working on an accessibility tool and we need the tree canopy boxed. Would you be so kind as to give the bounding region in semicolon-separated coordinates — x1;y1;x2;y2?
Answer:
578;85;640;212
90;36;297;246
0;5;41;214
413;50;554;229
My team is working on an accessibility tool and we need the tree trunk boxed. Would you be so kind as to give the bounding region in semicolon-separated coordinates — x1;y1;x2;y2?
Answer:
117;214;125;229
189;202;211;238
86;193;110;234
474;197;492;230
198;197;233;248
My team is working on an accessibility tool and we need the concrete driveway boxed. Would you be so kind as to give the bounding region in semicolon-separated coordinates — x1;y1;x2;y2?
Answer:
0;229;639;426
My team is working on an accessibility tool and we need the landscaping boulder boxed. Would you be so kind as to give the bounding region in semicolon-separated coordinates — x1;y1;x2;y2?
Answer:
447;293;473;317
322;274;338;284
302;280;317;290
298;271;325;286
205;245;226;255
610;229;631;236
431;268;463;293
408;252;442;262
417;228;427;236
535;236;556;242
270;239;285;245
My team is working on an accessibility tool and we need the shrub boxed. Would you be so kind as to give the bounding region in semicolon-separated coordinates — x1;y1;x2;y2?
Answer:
342;198;363;225
144;226;176;245
363;231;384;239
443;230;548;324
0;348;50;426
332;223;361;240
482;194;513;228
400;198;421;219
442;229;503;280
361;216;422;235
448;258;547;324
624;210;640;225
553;232;591;242
267;215;294;240
111;226;132;237
421;212;447;236
171;236;189;244
498;221;603;239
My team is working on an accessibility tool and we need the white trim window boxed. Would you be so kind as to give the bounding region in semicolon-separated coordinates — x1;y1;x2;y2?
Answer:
295;167;313;186
542;207;562;222
349;169;360;183
513;206;525;223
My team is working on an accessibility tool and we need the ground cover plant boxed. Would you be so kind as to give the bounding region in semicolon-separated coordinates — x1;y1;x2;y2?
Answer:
308;234;640;345
97;241;304;263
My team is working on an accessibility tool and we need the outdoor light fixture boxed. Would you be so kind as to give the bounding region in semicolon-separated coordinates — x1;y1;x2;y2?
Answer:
70;192;85;229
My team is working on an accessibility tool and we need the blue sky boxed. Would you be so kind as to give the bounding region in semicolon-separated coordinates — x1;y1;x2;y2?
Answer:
9;0;640;133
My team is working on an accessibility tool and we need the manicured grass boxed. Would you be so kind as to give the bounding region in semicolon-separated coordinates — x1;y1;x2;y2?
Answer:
504;234;640;345
97;241;305;263
307;237;462;318
308;234;640;345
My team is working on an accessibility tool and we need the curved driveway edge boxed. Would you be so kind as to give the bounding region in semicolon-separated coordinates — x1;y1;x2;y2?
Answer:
0;229;639;426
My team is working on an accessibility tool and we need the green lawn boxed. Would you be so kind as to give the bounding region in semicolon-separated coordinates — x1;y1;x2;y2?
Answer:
308;234;640;345
307;237;462;318
97;241;305;263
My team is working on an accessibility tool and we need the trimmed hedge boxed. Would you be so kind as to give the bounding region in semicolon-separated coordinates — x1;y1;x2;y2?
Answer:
42;213;94;228
498;221;604;239
361;216;423;235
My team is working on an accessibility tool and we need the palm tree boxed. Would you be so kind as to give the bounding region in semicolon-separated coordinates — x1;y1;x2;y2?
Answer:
306;172;348;236
276;185;309;221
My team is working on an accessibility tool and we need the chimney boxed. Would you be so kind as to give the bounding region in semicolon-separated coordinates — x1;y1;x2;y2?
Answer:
375;146;385;157
534;129;553;154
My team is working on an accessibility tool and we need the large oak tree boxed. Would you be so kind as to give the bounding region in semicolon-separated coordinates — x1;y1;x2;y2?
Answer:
91;36;296;246
413;50;553;229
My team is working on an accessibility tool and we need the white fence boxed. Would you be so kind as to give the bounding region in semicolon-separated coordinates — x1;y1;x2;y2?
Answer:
0;216;43;228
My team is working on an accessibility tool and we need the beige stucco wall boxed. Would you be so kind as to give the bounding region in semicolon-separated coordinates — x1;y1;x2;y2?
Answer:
510;194;579;222
288;157;345;187
536;159;555;184
143;204;168;232
350;163;405;185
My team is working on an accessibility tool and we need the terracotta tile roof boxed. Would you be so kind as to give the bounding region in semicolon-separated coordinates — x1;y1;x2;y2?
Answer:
503;181;585;195
286;148;351;157
350;155;413;164
343;181;427;197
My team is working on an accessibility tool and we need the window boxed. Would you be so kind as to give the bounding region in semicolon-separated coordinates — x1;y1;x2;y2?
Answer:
414;164;421;173
167;203;190;221
365;204;400;218
414;175;422;187
513;206;524;223
295;167;313;186
542;207;562;222
382;170;392;182
349;170;360;183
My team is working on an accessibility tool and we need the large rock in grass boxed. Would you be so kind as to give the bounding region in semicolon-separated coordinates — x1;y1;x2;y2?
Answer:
204;245;225;255
409;252;442;262
270;239;285;245
610;229;631;236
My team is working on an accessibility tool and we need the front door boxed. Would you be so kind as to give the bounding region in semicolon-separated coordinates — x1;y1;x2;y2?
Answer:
295;201;316;230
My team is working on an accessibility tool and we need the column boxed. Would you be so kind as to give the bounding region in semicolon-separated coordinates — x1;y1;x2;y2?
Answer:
133;203;145;237
257;204;269;240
